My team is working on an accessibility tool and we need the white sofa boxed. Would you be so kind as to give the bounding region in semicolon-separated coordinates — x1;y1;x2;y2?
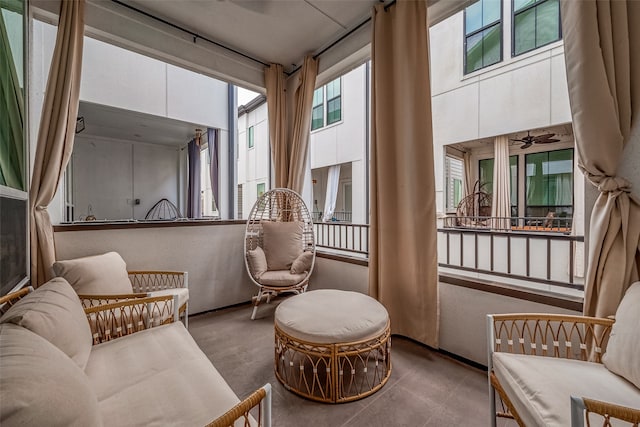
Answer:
488;282;640;427
0;278;271;426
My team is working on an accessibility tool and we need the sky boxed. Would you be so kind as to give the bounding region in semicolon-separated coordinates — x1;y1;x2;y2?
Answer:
237;87;260;106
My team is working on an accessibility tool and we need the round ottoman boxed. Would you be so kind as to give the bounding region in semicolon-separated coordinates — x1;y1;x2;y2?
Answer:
274;289;391;403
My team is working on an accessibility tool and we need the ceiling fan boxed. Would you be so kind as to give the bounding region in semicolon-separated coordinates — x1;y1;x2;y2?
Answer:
510;131;559;149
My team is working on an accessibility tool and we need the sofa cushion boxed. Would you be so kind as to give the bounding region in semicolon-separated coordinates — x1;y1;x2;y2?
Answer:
0;278;92;369
603;281;640;388
290;250;313;274
493;353;640;427
53;252;133;295
262;221;303;270
85;322;252;426
247;246;268;279
257;270;307;287
0;323;102;426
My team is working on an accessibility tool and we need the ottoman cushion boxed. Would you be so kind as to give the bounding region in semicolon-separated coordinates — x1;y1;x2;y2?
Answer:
275;290;388;344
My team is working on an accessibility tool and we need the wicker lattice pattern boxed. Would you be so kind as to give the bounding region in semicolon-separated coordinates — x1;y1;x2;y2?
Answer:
128;271;187;293
79;293;148;308
274;323;391;403
492;314;614;363
584;398;640;427
84;295;175;345
206;387;267;427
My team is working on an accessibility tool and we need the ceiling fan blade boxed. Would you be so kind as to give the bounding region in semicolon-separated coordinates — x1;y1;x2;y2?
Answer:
510;138;525;143
535;138;560;144
521;143;532;149
535;133;555;139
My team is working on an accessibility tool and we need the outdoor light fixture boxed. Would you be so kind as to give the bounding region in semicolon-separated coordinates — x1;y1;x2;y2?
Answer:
75;116;85;134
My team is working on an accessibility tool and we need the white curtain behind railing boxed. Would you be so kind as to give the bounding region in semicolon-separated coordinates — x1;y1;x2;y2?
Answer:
322;164;340;222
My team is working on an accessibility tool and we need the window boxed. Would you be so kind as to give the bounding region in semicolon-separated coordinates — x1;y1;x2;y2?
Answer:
513;0;561;56
311;77;342;130
525;148;573;218
326;79;341;125
257;182;265;198
464;0;502;74
479;156;518;216
445;156;464;212
311;88;324;130
247;126;254;148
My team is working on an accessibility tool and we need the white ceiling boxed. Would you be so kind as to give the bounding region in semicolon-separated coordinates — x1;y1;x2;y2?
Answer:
77;101;205;146
125;0;382;72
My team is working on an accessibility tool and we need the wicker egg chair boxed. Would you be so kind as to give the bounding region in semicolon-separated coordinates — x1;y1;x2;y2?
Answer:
244;188;316;320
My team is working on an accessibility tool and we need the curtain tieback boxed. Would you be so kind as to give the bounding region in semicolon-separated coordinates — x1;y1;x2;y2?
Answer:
36;205;48;211
590;175;631;193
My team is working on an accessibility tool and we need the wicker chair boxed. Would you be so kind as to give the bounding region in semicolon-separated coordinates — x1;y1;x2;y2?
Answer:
244;188;315;320
487;313;640;427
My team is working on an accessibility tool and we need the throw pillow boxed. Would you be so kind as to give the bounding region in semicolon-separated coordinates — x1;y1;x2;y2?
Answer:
0;278;93;370
247;246;268;279
290;251;313;274
53;251;133;295
602;281;640;388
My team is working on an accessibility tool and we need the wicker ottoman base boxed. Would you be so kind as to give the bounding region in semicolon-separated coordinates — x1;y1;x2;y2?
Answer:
274;290;391;403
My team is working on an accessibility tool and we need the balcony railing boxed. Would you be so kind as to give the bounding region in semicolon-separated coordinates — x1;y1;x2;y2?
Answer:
313;221;584;293
314;222;368;254
437;227;584;290
443;215;573;233
312;211;353;222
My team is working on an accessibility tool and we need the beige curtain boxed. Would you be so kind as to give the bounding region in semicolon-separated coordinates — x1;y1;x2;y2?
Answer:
561;0;640;317
463;151;473;200
369;0;438;348
264;56;318;194
29;0;85;286
491;135;511;230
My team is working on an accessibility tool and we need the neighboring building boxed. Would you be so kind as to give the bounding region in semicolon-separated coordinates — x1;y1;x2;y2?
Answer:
237;64;369;224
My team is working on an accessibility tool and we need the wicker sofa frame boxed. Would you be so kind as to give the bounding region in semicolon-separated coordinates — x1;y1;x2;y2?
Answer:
1;287;271;427
79;270;189;327
488;313;640;427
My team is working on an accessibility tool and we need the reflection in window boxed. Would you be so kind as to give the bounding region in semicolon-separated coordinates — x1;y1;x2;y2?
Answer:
513;0;561;56
525;149;573;218
0;0;26;191
464;0;502;74
479;156;518;216
311;88;324;130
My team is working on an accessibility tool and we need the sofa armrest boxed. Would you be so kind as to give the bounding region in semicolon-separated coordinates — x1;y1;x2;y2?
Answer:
571;396;640;427
488;314;615;364
78;293;148;309
128;271;188;293
84;295;178;345
206;383;272;427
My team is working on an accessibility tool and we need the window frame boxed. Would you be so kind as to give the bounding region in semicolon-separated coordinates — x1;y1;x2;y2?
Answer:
311;87;324;131
326;78;342;126
247;125;254;149
524;147;574;218
511;0;562;57
463;0;504;75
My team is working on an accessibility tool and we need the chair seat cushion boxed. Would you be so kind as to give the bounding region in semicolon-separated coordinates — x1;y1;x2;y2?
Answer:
257;270;307;287
493;353;640;427
275;290;389;344
85;322;252;426
0;323;102;426
53;252;133;295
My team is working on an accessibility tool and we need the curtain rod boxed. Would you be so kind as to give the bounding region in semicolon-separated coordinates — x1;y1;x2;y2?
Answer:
110;0;271;69
288;0;396;75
